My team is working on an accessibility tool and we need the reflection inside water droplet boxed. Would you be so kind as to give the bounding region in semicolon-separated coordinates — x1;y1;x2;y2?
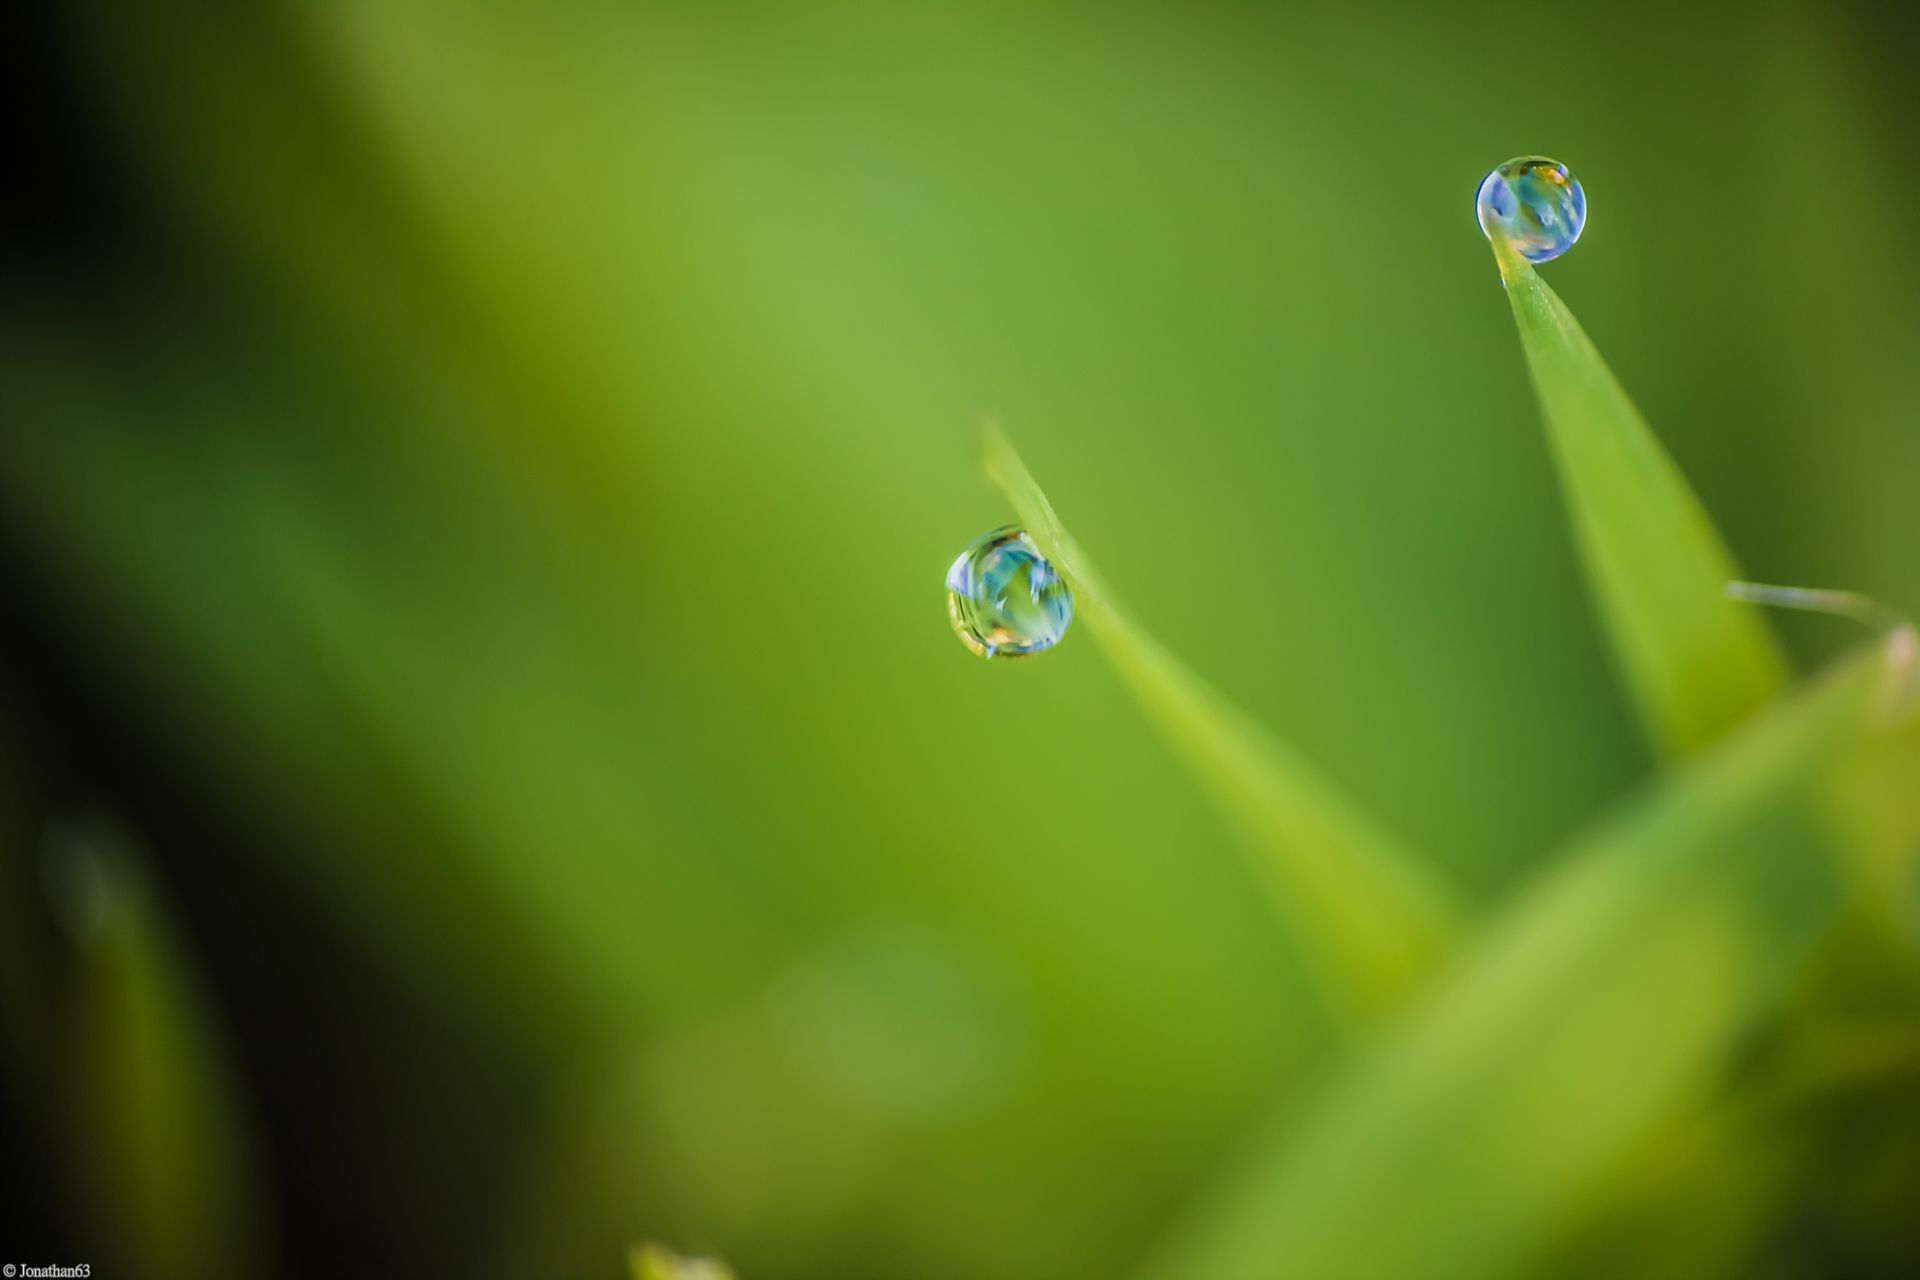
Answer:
1476;156;1586;263
946;525;1073;658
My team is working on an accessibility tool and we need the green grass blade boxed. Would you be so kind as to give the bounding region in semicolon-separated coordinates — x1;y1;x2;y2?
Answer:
1494;239;1788;757
45;821;265;1280
979;422;1460;1018
1138;628;1920;1280
1727;580;1911;632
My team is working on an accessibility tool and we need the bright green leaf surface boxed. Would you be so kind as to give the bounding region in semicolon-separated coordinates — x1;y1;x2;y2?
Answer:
1141;629;1920;1280
1495;239;1789;758
982;423;1460;1019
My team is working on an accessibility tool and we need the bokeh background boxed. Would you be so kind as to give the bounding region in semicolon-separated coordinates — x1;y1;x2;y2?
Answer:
3;2;1917;1277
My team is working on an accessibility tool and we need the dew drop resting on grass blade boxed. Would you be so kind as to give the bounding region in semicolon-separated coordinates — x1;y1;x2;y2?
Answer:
1476;156;1586;263
946;525;1074;658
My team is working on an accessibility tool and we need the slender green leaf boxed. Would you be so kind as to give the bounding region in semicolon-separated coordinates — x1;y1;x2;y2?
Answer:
1727;580;1910;632
1138;628;1920;1280
980;422;1460;1018
1495;238;1788;757
50;820;264;1280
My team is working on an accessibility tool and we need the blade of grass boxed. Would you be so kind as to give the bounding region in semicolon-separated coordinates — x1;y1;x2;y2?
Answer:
1727;580;1911;632
1493;237;1788;758
49;819;265;1280
979;422;1460;1019
1137;627;1920;1280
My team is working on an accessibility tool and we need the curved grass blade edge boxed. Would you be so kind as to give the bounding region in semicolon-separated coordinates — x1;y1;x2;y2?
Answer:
978;421;1460;1020
1494;237;1788;758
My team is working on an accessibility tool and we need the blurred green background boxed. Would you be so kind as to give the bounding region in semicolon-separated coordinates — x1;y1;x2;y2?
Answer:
2;1;1916;1277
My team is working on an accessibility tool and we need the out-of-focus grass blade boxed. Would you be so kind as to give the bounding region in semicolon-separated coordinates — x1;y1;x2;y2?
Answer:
1543;1012;1920;1278
1494;238;1788;758
630;1243;737;1280
980;423;1460;1018
46;820;263;1280
1727;580;1911;632
1138;628;1920;1280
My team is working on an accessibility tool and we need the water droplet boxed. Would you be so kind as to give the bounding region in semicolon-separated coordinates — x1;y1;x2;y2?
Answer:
945;525;1072;658
1476;156;1586;263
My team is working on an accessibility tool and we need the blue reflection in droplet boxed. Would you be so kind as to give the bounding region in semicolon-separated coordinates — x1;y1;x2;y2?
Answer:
1476;156;1586;264
945;526;1072;658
